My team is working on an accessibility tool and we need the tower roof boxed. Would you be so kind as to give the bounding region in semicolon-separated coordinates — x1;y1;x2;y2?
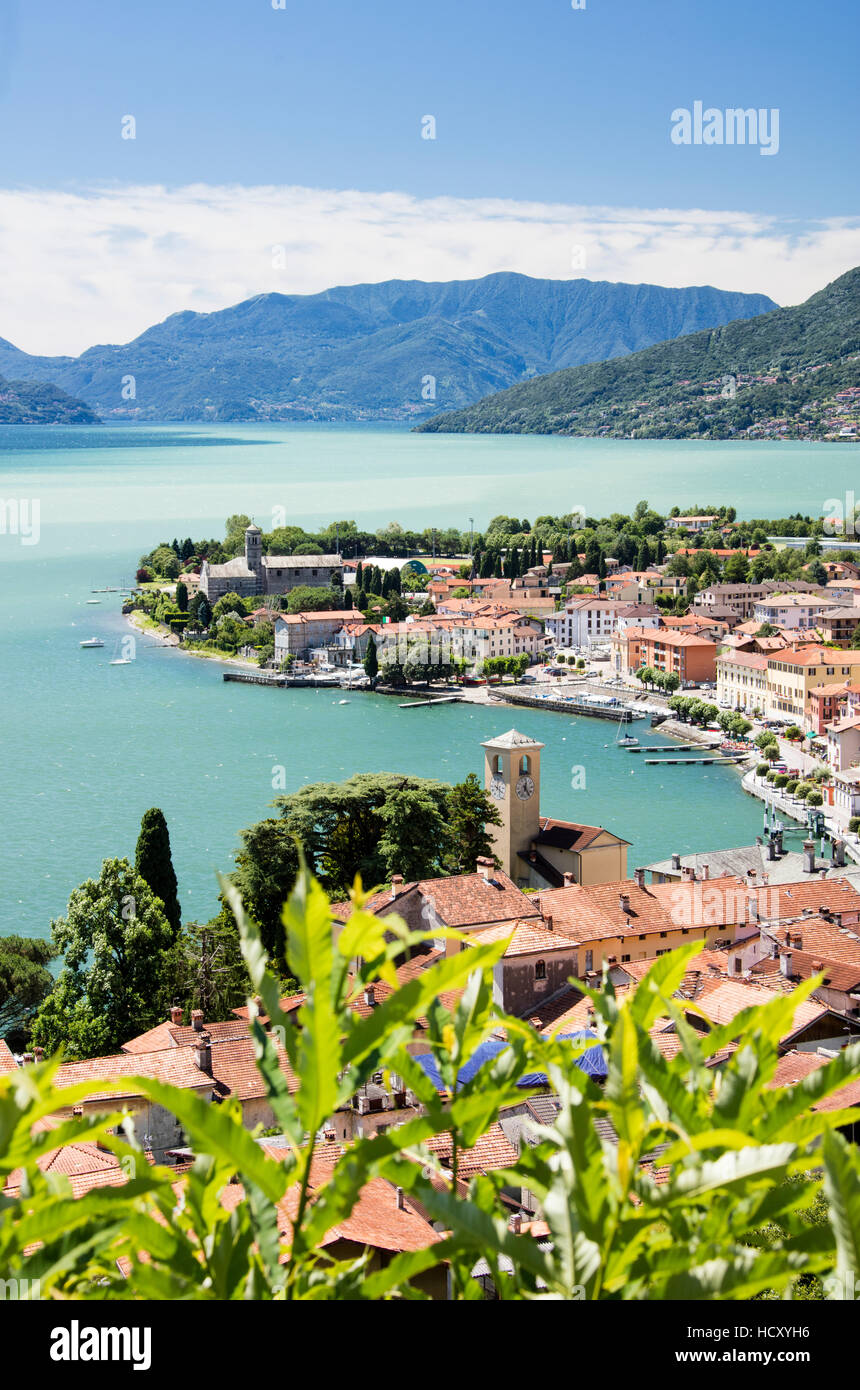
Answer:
246;523;262;535
481;729;545;751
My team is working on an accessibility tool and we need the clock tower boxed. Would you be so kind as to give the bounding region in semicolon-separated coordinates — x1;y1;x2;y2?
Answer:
481;729;544;880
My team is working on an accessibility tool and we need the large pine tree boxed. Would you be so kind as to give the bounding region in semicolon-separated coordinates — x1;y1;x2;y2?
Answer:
135;808;182;935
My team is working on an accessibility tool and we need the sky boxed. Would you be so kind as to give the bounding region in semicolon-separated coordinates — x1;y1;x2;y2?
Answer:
0;0;858;354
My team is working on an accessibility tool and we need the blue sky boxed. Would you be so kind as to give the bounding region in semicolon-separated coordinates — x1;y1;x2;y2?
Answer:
0;0;857;352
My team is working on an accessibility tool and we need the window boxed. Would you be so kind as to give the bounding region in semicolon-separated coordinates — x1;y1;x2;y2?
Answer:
493;755;502;774
534;959;546;981
621;954;631;963
520;754;530;774
659;931;667;939
585;950;593;972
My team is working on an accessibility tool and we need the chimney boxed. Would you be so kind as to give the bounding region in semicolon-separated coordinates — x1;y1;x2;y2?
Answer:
191;1008;204;1032
701;864;710;881
33;1046;44;1062
747;894;759;923
803;840;816;874
364;985;376;1008
780;951;793;979
563;871;576;887
812;959;824;971
793;933;803;950
634;867;645;888
391;874;404;899
545;914;553;931
170;1005;183;1026
766;838;776;861
396;1186;406;1211
477;857;494;881
510;1212;523;1234
72;1106;83;1119
820;868;828;881
193;1030;212;1072
682;865;695;882
619;893;631;914
671;853;681;871
21;1053;34;1066
834;839;847;868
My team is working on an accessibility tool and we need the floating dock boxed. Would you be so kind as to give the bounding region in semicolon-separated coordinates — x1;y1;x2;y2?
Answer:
644;754;748;765
399;695;464;708
628;743;722;754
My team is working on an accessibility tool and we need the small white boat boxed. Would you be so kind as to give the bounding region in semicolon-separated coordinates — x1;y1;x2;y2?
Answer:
110;657;133;665
79;637;104;648
86;599;101;605
338;699;350;705
617;734;639;746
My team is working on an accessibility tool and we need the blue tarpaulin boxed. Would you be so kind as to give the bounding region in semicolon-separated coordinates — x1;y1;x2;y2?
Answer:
412;1030;607;1092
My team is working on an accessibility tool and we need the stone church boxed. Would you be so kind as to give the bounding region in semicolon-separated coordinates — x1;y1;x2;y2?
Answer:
482;729;629;890
199;523;343;603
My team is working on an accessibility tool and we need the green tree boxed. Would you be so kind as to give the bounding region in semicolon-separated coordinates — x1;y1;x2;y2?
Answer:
175;580;189;612
135;808;182;935
445;773;502;874
31;859;176;1059
363;632;379;684
0;936;56;1040
172;907;254;1020
377;787;449;881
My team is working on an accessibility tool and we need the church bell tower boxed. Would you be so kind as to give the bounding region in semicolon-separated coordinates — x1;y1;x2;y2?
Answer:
245;523;264;592
481;729;544;880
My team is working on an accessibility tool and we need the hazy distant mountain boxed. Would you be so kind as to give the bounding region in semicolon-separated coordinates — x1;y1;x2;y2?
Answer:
0;373;98;424
0;274;776;423
417;267;860;442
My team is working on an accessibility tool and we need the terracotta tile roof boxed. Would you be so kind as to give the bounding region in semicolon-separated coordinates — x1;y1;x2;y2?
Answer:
333;869;539;931
689;976;826;1038
0;1039;17;1073
470;919;577;957
771;1049;860;1113
535;817;630;851
425;1123;519;1179
53;1049;214;1104
120;1021;176;1054
253;1150;440;1255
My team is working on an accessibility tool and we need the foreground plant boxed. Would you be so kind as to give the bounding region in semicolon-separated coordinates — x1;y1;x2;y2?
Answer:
2;877;860;1299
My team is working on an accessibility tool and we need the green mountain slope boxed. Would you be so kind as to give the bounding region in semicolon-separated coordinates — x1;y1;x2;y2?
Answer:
417;267;860;441
0;273;775;423
0;374;99;424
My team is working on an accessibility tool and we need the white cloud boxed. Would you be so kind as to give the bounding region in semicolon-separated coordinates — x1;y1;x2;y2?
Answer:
0;182;857;355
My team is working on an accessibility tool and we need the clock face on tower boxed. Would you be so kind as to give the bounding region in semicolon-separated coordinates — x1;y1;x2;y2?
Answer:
516;774;535;801
489;775;506;800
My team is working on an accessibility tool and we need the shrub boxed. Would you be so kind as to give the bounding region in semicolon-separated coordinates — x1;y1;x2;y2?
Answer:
795;782;813;800
786;779;799;794
136;567;151;584
806;790;823;807
3;878;860;1300
756;763;770;778
765;770;776;782
850;817;860;834
774;774;789;788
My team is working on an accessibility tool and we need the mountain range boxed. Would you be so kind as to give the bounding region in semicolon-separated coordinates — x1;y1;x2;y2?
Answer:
0;273;776;423
417;267;860;442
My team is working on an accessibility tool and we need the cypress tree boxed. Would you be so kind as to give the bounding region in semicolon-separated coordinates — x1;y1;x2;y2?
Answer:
355;561;363;590
135;808;181;935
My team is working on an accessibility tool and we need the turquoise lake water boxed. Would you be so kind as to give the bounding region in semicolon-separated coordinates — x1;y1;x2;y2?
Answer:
2;421;847;940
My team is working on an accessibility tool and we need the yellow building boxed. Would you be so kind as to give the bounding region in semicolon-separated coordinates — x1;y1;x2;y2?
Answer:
715;650;768;711
482;729;628;890
764;647;860;724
